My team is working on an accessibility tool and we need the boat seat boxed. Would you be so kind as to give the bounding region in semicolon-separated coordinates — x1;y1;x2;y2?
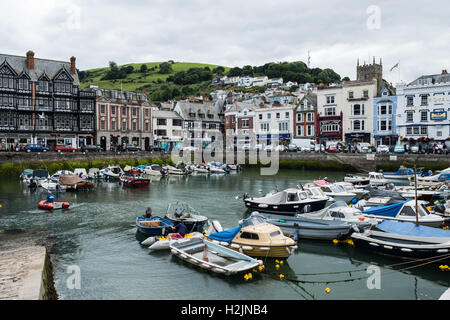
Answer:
184;244;207;255
228;260;251;270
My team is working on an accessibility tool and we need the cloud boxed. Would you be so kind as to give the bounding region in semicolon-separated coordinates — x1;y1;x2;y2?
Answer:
0;0;448;83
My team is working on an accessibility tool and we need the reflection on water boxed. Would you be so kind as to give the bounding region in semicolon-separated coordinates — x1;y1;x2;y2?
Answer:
0;168;449;300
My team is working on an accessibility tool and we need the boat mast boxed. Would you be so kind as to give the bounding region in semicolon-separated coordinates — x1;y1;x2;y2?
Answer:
414;164;418;225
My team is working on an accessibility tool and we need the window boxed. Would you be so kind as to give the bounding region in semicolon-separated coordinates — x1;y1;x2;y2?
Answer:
111;106;116;115
297;113;303;122
145;109;149;117
100;104;106;114
287;193;299;202
348;91;354;99
407;96;414;106
388;120;392;131
276;113;280;119
297;125;303;136
258;114;263;120
157;119;167;126
379;105;387;115
267;113;271;119
145;121;149;132
421;126;427;135
172;119;182;126
240;232;259;240
242;119;249;128
420;95;428;106
307;125;313;136
122;107;127;116
379;120;387;131
111;120;116;131
326;96;335;104
363;90;369;98
37;80;49;92
132;121;137;131
324;107;336;116
307;113;313;122
285;112;290;118
421;111;427;121
100;119;106;130
406;127;412;135
406;111;414;122
353;120;361;131
122;120;127;130
18;78;29;90
413;127;420;135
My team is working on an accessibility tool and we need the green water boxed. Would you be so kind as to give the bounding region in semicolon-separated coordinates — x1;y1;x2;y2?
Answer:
0;169;448;300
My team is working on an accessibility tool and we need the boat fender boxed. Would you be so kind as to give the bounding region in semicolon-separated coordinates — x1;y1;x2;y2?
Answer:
239;248;243;253
141;236;157;246
230;243;240;249
219;241;229;246
259;247;270;251
242;246;253;251
212;240;221;245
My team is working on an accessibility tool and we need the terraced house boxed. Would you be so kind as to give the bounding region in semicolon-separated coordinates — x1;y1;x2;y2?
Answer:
84;87;152;151
0;51;95;151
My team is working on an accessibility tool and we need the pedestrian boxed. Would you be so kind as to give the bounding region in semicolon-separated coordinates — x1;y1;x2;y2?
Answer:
169;222;188;239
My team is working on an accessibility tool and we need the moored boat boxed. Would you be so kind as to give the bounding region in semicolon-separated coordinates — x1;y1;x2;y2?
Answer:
382;167;416;180
170;237;263;276
136;216;174;236
207;216;297;258
121;174;150;187
164;202;208;232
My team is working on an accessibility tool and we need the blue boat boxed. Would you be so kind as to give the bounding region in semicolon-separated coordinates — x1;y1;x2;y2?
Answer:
351;220;450;260
382;167;416;180
362;200;446;228
136;216;174;236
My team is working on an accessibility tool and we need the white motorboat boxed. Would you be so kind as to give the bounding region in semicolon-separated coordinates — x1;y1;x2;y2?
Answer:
368;172;389;186
362;200;447;228
144;164;164;176
74;168;88;179
310;182;357;204
163;165;186;175
99;165;124;180
208;165;226;174
343;174;370;185
334;182;369;200
50;170;74;181
87;168;101;179
40;179;66;192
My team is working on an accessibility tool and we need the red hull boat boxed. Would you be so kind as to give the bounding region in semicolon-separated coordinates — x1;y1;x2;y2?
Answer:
38;200;70;210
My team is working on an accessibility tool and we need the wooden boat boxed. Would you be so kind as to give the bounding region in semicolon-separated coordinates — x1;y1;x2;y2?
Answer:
136;216;174;236
164;202;209;232
351;220;450;260
170;238;263;276
243;187;329;216
38;200;70;211
207;216;297;258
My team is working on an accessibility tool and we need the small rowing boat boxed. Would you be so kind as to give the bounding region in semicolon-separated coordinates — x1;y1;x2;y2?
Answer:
37;200;70;211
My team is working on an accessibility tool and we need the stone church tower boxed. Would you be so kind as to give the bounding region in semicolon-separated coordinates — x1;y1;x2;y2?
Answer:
356;57;383;94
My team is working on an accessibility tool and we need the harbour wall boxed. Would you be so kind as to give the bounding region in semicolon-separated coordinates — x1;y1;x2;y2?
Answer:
0;151;448;177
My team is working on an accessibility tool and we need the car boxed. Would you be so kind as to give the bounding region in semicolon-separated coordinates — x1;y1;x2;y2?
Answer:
264;145;274;152
376;144;390;153
240;144;251;151
80;145;101;153
409;145;419;154
314;144;325;152
327;144;340;153
356;142;371;153
150;146;164;152
287;143;298;152
56;145;79;153
24;144;49;153
299;146;311;152
394;144;405;154
124;144;141;152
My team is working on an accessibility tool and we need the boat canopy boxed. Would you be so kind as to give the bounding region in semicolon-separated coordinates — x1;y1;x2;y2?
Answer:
377;220;450;238
208;225;242;243
21;169;34;176
362;201;407;217
33;169;49;178
58;174;84;186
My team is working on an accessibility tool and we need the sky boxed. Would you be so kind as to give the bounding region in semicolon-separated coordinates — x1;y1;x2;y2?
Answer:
1;0;449;85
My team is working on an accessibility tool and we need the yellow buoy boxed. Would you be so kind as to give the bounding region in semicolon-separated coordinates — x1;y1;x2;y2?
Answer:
279;274;285;280
275;260;280;264
325;288;331;293
280;260;284;265
276;264;280;269
258;265;265;272
332;239;339;244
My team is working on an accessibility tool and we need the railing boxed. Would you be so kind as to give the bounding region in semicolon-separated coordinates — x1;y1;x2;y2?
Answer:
35;126;53;131
55;127;78;132
17;105;33;111
17;125;34;131
35;105;53;112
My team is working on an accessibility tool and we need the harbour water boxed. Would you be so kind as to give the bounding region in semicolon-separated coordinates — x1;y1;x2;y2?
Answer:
0;169;448;300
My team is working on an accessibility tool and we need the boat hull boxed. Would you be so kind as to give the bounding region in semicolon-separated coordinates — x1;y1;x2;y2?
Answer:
244;199;328;216
122;179;150;187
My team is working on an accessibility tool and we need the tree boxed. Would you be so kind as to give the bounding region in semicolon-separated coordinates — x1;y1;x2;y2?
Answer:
227;67;242;77
159;62;173;74
213;66;225;75
140;64;148;73
342;76;350;82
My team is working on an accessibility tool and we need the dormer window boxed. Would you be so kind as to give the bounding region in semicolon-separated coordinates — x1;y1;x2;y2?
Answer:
18;78;30;90
37;80;49;92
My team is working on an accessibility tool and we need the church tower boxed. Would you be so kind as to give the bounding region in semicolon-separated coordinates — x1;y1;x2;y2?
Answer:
356;57;383;93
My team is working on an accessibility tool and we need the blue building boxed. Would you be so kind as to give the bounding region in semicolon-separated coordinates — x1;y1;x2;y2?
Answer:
373;86;398;148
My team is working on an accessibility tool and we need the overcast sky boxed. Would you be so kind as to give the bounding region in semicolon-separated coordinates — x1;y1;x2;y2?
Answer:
1;0;449;85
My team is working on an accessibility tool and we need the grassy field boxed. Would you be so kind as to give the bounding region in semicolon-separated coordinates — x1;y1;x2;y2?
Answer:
80;61;230;92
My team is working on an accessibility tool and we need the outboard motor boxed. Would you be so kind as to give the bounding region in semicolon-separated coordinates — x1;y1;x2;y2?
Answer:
243;192;249;200
434;204;446;214
385;183;395;190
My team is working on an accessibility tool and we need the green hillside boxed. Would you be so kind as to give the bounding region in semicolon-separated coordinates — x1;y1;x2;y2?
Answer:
79;61;230;92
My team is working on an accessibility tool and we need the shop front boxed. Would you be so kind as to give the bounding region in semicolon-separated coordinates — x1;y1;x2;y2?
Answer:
345;132;371;144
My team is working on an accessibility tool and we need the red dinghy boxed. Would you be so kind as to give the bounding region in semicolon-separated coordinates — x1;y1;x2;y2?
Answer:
122;175;150;187
38;200;70;211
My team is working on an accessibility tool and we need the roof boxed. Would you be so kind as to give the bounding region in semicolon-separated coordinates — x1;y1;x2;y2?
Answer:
224;102;256;113
408;72;450;86
174;102;221;122
0;53;80;86
152;110;182;119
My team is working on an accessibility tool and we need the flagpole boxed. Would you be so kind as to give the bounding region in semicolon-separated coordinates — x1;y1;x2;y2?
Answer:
398;60;400;83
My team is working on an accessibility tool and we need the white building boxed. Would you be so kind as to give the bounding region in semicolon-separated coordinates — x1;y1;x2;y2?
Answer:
238;76;254;87
397;70;450;142
254;104;294;146
252;76;268;87
152;110;184;151
315;85;344;144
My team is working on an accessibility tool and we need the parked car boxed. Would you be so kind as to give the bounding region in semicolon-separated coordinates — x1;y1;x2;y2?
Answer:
376;144;390;153
254;144;263;151
24;144;49;153
299;146;312;152
80;144;101;153
409;145;419;154
394;144;405;154
327;144;340;153
124;144;141;152
56;145;79;153
314;144;325;152
356;142;371;153
287;143;298;152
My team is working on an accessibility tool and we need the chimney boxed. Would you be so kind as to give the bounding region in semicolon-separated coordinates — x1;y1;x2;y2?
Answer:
442;69;448;74
70;56;76;74
26;50;35;70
